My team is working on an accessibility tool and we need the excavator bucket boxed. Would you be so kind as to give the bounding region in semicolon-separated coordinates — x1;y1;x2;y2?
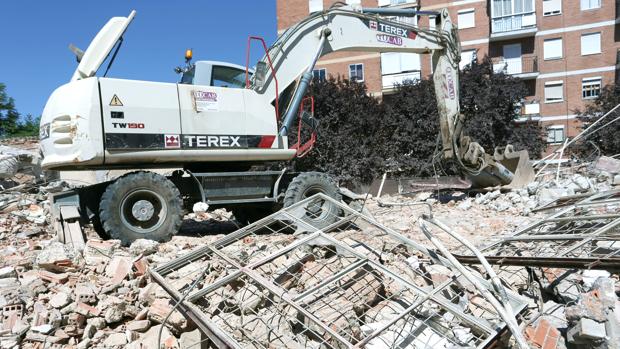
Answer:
468;145;535;189
495;147;536;189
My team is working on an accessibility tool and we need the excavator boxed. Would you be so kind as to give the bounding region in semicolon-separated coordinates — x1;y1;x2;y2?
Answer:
39;4;533;245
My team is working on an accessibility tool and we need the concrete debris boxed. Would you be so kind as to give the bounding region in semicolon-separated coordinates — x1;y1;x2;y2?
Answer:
0;144;39;180
129;238;159;256
192;201;209;213
594;156;620;174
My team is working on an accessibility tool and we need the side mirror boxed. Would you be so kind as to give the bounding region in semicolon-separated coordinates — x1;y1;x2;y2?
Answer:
254;61;268;89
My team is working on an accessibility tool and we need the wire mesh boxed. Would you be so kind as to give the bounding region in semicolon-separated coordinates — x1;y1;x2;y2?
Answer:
532;189;620;212
152;193;528;349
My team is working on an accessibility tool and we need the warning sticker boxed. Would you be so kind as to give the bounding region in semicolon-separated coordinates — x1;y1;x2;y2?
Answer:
193;91;219;112
109;94;123;106
164;134;180;148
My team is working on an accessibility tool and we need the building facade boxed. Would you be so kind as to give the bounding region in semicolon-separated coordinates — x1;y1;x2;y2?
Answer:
276;0;619;155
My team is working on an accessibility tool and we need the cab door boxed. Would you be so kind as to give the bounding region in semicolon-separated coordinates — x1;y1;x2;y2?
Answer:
178;64;247;150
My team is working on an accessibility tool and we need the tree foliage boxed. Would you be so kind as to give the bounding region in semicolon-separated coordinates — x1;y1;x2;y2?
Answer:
376;78;440;177
576;84;620;156
289;58;545;185
459;57;543;154
0;83;40;138
0;83;20;137
290;77;385;185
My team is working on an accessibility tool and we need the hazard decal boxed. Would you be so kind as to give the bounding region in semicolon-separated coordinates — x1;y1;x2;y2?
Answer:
165;134;180;148
109;94;123;107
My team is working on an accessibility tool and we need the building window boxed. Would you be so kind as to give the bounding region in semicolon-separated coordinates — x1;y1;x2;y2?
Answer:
349;63;364;82
543;38;563;60
460;50;477;70
581;0;601;10
312;68;326;82
385;15;417;26
547;125;565;143
544;81;564;103
543;0;562;16
308;0;323;13
428;15;438;30
581;32;601;55
458;9;475;29
582;77;602;99
491;0;535;33
378;0;416;5
345;0;361;4
381;52;420;75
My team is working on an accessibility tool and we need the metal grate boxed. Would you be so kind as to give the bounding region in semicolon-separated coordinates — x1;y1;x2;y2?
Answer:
478;192;620;261
532;189;620;212
446;190;620;301
152;193;528;349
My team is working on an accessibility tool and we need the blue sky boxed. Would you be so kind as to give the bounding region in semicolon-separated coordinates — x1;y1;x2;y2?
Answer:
0;1;276;118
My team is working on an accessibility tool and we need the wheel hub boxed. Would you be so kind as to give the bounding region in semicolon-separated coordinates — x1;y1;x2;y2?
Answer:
303;186;328;219
119;189;168;234
131;200;155;221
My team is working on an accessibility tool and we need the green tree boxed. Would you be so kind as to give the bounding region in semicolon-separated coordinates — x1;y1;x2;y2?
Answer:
376;57;545;178
0;83;20;137
14;114;41;137
290;76;385;185
459;57;543;155
576;84;620;156
287;57;546;185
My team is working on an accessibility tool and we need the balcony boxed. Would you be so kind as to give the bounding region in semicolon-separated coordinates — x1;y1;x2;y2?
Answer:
382;71;421;92
492;55;538;79
515;102;541;122
490;11;537;41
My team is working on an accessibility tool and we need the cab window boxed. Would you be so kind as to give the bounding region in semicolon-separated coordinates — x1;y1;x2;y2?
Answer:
211;65;247;88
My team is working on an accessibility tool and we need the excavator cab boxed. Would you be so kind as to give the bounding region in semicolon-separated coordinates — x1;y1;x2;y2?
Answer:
178;60;252;88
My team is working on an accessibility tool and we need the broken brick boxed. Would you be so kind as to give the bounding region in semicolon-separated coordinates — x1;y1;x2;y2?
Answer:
525;319;561;349
75;302;100;317
2;304;23;331
105;256;132;285
38;270;68;284
132;256;149;276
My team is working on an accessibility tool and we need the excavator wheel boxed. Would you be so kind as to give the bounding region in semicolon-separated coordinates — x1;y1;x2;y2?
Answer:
99;171;183;246
283;172;342;229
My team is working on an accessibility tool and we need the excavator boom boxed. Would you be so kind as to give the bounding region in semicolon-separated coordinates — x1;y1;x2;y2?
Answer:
251;4;533;188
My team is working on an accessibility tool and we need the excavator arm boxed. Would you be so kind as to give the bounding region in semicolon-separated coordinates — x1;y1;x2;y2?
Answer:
251;4;533;188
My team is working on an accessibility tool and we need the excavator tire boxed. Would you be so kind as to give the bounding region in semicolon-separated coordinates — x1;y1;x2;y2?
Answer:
283;172;342;229
99;171;183;246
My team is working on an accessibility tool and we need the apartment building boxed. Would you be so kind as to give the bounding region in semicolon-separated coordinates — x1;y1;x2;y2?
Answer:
276;0;619;153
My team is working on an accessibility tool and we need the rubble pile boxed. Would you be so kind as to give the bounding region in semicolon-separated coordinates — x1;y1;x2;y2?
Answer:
447;156;620;216
0;137;618;348
0;227;208;348
0;141;41;189
0;177;218;348
521;268;620;349
152;210;531;349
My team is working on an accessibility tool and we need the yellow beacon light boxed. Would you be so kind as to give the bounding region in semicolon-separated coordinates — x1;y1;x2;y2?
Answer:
185;49;193;62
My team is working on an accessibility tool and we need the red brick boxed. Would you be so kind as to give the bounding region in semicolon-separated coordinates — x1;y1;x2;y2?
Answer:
525;318;560;349
132;256;149;277
38;270;69;284
75;302;100;317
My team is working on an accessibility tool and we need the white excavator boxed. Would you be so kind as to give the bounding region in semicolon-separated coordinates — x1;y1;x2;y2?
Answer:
39;5;533;245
